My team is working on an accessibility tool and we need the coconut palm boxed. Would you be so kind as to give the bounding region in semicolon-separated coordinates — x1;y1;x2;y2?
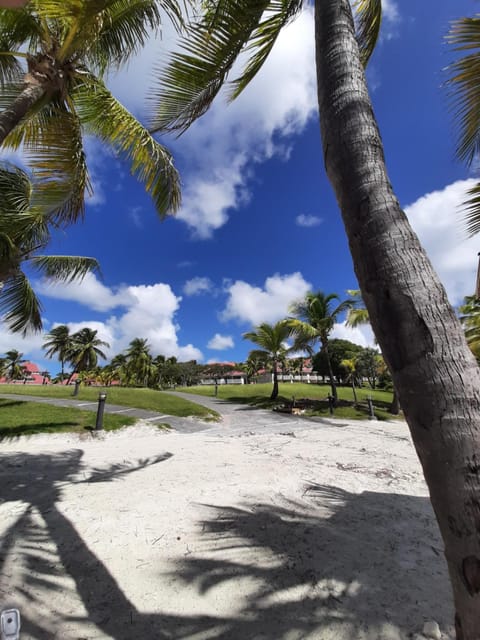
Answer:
4;348;25;380
124;338;153;387
68;327;109;374
346;289;400;414
0;0;182;224
340;357;358;404
152;5;480;626
243;321;290;400
0;163;99;333
459;295;480;360
43;325;73;379
287;291;352;405
446;16;480;236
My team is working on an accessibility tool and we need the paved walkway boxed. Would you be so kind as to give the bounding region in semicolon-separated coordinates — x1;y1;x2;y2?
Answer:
0;390;367;436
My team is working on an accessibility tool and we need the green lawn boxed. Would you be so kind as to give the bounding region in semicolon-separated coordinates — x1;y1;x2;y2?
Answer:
0;398;137;439
178;382;398;421
0;385;219;420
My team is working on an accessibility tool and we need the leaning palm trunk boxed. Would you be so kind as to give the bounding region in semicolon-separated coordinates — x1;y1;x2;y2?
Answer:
0;82;45;145
315;1;480;635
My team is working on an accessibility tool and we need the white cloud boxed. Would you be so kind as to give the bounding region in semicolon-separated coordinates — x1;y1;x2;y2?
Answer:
382;0;400;25
405;179;478;305
183;276;213;296
207;333;234;350
36;272;128;312
331;321;376;348
108;8;317;238
128;206;144;228
222;272;311;325
0;324;46;364
296;214;323;228
38;276;203;361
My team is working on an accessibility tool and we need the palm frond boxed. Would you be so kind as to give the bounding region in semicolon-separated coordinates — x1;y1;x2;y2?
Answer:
0;53;23;88
5;102;91;225
87;0;164;73
353;0;382;67
29;255;100;282
150;0;271;134
0;162;31;215
462;181;480;236
72;74;180;216
446;16;480;164
0;270;43;334
0;7;43;54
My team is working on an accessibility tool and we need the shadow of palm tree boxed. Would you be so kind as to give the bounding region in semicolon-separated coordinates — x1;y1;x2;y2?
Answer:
0;450;454;639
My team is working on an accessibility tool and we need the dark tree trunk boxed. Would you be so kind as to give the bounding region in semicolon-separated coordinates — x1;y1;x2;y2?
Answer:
270;359;279;400
351;379;358;404
389;388;400;415
315;0;480;635
323;341;337;405
0;82;45;146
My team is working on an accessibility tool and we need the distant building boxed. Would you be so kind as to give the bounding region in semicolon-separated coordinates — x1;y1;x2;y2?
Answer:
0;361;50;385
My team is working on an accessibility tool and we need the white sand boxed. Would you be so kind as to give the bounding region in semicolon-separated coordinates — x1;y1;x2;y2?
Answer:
0;417;455;639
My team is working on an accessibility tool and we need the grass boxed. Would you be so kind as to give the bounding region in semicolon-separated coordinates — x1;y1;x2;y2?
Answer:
0;398;137;440
177;382;399;421
0;385;219;420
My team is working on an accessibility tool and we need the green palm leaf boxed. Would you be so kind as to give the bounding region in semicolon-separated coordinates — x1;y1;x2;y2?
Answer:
72;74;180;215
150;0;273;134
353;0;382;67
29;255;100;281
0;269;43;334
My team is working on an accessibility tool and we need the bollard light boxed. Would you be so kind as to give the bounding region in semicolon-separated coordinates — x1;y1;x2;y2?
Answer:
73;379;80;397
95;393;107;431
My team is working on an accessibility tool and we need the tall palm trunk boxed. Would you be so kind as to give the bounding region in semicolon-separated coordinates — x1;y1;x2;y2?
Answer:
271;358;279;400
315;1;480;636
323;341;337;405
0;82;46;145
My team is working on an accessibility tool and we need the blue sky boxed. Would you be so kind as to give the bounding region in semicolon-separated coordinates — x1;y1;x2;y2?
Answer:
1;0;478;375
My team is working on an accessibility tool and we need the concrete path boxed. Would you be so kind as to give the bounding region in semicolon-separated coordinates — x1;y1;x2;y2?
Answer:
0;390;377;436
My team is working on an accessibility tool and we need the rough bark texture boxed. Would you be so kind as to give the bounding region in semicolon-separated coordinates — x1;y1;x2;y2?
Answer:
271;360;279;400
0;82;45;146
315;0;480;636
323;341;338;404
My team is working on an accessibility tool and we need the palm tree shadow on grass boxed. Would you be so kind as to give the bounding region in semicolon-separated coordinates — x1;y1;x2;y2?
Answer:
0;451;454;639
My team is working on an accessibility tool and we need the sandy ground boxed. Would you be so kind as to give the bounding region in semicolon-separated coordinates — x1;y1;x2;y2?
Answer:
0;408;455;640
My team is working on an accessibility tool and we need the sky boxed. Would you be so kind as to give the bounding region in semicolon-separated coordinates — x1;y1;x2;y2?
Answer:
0;0;478;375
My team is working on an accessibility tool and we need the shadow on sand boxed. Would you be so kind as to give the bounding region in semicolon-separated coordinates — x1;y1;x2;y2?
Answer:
0;450;453;639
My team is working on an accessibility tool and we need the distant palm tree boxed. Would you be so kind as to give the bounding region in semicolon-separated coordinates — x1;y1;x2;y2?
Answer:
43;325;73;379
287;291;353;405
0;164;99;333
0;0;182;223
243;321;290;400
125;338;153;387
4;348;25;380
346;289;399;415
459;295;480;360
69;328;109;375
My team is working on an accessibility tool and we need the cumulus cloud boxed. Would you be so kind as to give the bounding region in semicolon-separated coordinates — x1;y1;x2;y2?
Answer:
405;179;478;305
222;272;311;325
38;275;203;361
108;8;317;238
207;333;234;350
331;321;376;348
36;272;128;312
296;214;323;228
183;276;213;296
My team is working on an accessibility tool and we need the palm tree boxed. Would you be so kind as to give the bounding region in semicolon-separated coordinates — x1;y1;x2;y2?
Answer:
68;327;109;375
0;0;182;224
152;3;480;629
124;338;153;387
4;348;25;380
243;321;290;400
43;325;73;379
0;163;99;333
459;295;480;360
346;289;400;414
446;17;480;236
287;291;352;405
340;357;358;404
